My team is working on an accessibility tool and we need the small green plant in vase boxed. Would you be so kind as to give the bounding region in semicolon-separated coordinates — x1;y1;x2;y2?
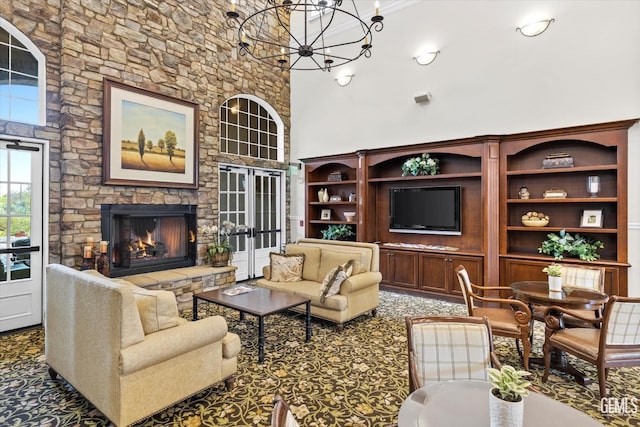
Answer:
543;263;563;292
488;365;531;427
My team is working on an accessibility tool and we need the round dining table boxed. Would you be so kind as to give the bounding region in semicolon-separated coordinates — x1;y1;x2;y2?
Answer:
398;380;604;426
510;280;609;385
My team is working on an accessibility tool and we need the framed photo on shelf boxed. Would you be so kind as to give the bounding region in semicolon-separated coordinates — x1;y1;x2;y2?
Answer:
320;209;331;220
580;209;604;228
102;78;199;189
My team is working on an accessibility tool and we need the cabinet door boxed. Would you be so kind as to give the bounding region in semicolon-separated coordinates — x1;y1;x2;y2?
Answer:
380;250;419;288
419;254;448;292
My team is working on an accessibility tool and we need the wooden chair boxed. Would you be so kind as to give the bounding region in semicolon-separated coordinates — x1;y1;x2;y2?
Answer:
455;265;532;371
270;393;299;427
405;315;501;392
533;264;606;327
542;296;640;398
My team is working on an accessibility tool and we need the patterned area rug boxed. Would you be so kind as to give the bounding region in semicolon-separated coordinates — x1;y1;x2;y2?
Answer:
1;290;639;426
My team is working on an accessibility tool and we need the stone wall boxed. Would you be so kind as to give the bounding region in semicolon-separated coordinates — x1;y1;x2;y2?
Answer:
0;0;291;268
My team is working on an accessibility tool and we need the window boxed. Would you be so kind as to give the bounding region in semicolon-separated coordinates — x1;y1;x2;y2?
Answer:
0;17;46;125
219;95;284;162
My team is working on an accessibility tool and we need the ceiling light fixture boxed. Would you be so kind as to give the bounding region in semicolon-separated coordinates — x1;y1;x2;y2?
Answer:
226;1;385;72
516;18;555;37
413;50;440;66
335;74;354;86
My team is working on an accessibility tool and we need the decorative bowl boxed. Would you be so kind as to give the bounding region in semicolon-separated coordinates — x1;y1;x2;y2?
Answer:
521;217;549;227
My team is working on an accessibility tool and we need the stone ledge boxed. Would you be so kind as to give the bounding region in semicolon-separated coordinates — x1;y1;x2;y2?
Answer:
119;265;237;310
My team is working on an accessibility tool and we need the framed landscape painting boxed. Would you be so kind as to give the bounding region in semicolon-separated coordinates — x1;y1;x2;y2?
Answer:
102;79;199;189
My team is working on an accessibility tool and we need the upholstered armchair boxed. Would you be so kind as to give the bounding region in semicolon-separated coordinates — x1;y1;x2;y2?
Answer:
455;265;531;371
542;296;640;398
405;315;501;393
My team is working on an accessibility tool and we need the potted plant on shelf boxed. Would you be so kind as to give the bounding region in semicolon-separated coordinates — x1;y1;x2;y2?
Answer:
488;365;532;427
199;221;247;267
401;153;439;176
542;263;563;292
538;229;604;261
321;224;355;241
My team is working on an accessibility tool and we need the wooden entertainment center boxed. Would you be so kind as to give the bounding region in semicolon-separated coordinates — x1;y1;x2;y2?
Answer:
302;119;636;300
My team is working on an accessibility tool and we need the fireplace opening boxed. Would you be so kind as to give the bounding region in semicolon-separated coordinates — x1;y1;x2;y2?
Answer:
101;204;197;277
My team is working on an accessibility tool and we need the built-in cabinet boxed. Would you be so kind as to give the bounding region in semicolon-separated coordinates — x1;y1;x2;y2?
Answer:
301;120;636;300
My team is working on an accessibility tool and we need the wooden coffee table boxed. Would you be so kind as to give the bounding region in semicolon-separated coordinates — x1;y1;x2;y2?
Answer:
193;286;311;364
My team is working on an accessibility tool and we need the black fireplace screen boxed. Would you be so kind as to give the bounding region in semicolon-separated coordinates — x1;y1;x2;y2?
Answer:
101;204;197;277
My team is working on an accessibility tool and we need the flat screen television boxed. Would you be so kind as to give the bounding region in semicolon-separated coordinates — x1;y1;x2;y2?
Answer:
389;185;461;235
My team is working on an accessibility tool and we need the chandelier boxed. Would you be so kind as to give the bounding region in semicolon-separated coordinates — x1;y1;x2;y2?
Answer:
226;0;384;71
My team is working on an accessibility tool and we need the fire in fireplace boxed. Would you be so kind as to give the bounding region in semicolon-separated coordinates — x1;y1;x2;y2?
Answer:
101;204;197;277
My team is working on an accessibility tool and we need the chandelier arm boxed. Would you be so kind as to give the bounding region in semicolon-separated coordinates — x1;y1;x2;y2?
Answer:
307;4;339;50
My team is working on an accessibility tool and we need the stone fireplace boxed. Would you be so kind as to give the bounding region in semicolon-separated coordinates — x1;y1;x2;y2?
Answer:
101;204;197;277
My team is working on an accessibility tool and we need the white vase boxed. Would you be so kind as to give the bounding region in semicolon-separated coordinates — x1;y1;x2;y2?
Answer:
322;188;329;202
489;389;524;427
548;275;563;292
318;188;325;202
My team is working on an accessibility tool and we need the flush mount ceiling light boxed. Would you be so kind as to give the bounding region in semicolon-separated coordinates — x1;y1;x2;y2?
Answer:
413;50;440;66
516;18;555;37
226;0;385;72
335;73;354;86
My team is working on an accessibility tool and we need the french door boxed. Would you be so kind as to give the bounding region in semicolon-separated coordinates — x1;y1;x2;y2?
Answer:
219;165;284;281
0;138;45;332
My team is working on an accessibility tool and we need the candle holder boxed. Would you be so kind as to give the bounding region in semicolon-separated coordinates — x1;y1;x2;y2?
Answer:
587;176;600;197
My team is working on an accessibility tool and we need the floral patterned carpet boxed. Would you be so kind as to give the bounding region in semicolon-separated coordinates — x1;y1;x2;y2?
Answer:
1;290;639;426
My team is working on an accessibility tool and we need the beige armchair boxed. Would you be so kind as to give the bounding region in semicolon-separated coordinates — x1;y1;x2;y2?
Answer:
542;296;640;398
455;265;531;371
405;315;501;392
45;264;240;426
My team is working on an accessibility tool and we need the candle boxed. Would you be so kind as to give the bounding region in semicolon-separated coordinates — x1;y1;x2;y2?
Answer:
280;47;286;60
230;0;236;12
100;241;109;253
375;1;380;16
83;246;92;259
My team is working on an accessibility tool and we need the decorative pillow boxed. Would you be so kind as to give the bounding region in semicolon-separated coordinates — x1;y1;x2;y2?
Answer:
269;252;305;282
320;260;354;302
130;286;180;335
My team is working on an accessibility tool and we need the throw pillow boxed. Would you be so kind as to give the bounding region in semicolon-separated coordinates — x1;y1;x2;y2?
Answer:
269;252;305;282
320;260;354;302
130;286;180;335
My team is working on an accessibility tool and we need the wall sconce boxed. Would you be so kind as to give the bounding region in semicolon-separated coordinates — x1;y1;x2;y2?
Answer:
413;50;440;66
516;19;555;37
335;74;354;87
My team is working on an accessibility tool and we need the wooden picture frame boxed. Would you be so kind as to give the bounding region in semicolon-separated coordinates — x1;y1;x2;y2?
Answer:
320;209;331;220
102;79;199;189
580;209;604;228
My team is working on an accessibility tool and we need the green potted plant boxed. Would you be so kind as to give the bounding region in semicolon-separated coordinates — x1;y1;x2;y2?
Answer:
401;153;439;176
542;263;563;292
538;229;604;261
488;365;531;427
321;224;355;241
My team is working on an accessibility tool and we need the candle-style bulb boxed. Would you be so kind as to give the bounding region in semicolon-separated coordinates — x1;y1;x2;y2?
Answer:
230;0;236;12
374;1;380;16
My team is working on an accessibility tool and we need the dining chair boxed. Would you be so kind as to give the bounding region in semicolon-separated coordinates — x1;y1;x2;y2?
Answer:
455;265;531;371
533;264;606;328
405;315;501;392
270;393;299;427
542;296;640;398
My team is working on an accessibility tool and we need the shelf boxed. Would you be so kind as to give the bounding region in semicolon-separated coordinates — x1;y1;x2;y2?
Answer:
506;164;617;176
310;220;357;225
310;201;357;206
499;252;629;267
368;172;481;183
308;180;357;186
507;226;618;234
507;197;617;203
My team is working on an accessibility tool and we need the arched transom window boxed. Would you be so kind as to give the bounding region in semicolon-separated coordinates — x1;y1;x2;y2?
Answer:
0;17;46;125
219;95;284;162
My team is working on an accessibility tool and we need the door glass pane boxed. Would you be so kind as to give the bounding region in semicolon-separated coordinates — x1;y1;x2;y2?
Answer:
10;183;30;214
0;253;7;282
0;150;7;181
10;150;31;182
0;183;7;214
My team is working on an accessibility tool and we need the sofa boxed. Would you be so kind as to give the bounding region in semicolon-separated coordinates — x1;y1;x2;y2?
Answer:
256;238;382;330
45;264;241;427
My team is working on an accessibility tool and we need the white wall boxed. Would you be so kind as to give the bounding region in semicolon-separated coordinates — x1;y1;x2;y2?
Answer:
289;1;640;294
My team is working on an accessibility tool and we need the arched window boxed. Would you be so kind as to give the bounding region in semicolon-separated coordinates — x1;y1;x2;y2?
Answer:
219;95;284;162
0;17;46;125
